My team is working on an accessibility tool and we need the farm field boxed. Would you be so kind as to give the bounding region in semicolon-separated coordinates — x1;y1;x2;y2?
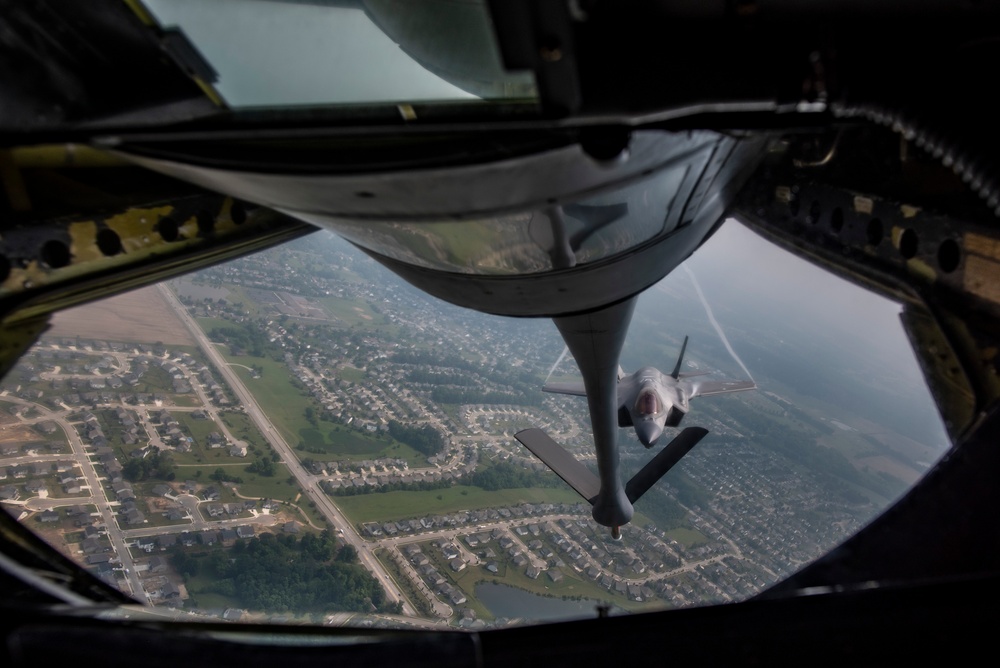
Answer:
333;485;585;524
47;285;194;345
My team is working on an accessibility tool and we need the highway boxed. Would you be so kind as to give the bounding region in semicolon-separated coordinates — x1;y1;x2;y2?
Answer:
157;284;419;617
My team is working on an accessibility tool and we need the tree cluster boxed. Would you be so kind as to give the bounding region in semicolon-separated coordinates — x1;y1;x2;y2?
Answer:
470;462;560;491
387;420;444;456
209;325;271;358
247;456;277;477
326;477;451;497
200;532;395;613
123;450;175;482
209;467;244;484
406;369;476;387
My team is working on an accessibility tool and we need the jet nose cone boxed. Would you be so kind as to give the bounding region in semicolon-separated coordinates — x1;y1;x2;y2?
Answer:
635;421;663;448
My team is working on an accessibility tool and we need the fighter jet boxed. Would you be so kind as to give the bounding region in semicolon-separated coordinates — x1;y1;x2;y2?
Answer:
515;300;754;539
544;335;756;448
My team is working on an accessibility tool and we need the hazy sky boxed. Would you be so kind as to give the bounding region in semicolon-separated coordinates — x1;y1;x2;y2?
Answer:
678;219;921;374
621;218;949;448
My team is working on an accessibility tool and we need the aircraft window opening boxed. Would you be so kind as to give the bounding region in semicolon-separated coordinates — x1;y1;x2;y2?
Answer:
830;207;844;234
39;239;71;268
866;218;884;246
937;238;961;273
230;203;248;226
157;217;180;242
96;229;124;257
899;228;919;259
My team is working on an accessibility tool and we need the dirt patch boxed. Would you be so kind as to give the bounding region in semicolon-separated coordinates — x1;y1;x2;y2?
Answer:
31;524;75;556
47;285;194;346
145;497;175;513
853;455;922;485
0;423;45;444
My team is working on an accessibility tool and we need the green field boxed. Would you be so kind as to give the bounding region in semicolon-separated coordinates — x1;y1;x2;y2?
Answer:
301;427;426;466
336;366;367;383
219;411;268;452
280;498;327;530
172;447;238;466
664;526;709;547
213;354;325;443
317;297;383;327
332;485;584;524
171;396;203;407
184;569;240;610
224;285;264;317
195;317;238;336
173;412;219;449
231;465;299;502
197;348;423;465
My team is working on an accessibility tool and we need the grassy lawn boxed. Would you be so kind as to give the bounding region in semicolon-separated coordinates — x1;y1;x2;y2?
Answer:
174;411;219;449
184;570;240;610
282;498;327;530
223;286;263;317
134;365;177;394
219;411;268;451
231;465;300;502
170;395;203;407
203;347;418;464
175;461;248;477
171;439;239;466
211;353;319;446
332;485;584;525
133;483;195;528
317;297;383;327
336;366;367;383
663;526;709;547
314;429;426;467
195;317;239;336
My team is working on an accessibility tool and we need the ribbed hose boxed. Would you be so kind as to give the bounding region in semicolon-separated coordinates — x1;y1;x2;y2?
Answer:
832;103;1000;216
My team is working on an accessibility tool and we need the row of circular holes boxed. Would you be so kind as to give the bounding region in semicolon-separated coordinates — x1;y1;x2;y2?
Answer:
1;204;249;284
790;197;962;274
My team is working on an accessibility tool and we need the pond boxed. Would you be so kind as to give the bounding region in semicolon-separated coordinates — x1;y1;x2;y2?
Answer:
475;582;610;622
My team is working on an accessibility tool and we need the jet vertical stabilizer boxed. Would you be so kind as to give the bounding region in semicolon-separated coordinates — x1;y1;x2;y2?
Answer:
670;336;689;380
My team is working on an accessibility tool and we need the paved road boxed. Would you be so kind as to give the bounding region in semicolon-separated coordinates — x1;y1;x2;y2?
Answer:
158;284;419;616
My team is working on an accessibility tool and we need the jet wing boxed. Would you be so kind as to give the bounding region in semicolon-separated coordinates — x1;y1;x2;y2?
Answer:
514;429;600;504
683;378;757;398
543;380;588;396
